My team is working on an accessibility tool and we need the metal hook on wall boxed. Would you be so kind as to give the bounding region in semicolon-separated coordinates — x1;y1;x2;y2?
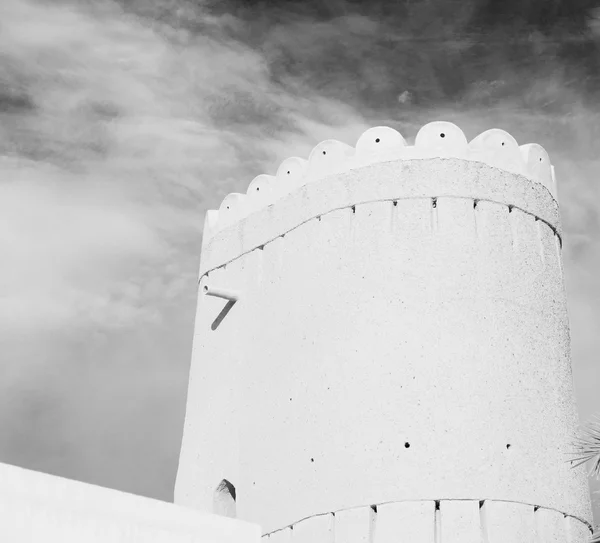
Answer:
203;284;239;303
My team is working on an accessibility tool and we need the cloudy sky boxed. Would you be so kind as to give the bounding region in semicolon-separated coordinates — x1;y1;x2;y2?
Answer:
1;0;599;526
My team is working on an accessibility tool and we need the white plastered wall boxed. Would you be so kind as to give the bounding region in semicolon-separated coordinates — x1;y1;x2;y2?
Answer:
0;461;261;542
176;158;593;536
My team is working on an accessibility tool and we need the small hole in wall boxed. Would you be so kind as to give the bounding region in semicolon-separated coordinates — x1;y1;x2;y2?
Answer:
473;200;478;209
440;133;445;138
539;157;543;162
203;285;208;292
506;444;511;449
404;442;410;448
375;138;381;143
432;198;437;209
322;150;327;155
370;505;377;513
393;200;398;207
534;506;540;512
258;245;265;250
351;205;356;213
287;170;291;174
501;142;505;146
256;187;260;191
435;501;440;510
317;215;322;221
508;205;513;213
310;458;314;462
479;500;485;509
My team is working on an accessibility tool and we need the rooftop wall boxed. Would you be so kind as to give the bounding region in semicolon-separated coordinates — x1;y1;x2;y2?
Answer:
0;461;261;543
176;122;592;536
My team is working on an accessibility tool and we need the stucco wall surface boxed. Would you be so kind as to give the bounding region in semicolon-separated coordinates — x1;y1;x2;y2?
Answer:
176;157;592;534
263;500;592;543
0;461;261;543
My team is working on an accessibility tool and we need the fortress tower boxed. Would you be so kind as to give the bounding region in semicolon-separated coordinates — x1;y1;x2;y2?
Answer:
175;122;594;542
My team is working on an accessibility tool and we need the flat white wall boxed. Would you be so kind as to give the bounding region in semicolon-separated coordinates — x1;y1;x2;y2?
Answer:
0;461;261;543
176;159;592;534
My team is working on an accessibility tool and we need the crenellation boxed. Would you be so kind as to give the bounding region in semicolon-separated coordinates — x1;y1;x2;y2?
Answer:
204;123;560;241
355;127;407;166
469;128;525;177
414;121;469;156
306;140;356;183
520;143;555;198
246;175;276;215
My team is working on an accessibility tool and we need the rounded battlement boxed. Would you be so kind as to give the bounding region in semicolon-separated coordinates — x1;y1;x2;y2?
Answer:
202;122;558;258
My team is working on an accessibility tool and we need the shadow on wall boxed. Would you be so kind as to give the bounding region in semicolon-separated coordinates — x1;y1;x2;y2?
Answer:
214;479;237;518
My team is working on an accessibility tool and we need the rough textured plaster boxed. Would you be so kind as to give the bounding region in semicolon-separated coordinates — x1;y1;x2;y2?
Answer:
177;130;592;538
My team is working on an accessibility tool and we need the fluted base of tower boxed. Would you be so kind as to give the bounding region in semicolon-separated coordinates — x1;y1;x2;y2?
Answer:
262;500;592;543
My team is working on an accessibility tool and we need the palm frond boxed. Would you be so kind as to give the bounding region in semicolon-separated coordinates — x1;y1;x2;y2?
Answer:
570;414;600;479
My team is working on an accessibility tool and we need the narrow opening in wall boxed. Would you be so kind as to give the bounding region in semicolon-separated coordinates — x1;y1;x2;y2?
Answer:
369;505;377;543
213;479;237;518
434;501;441;543
258;245;265;250
508;205;513;213
351;206;356;214
393;200;398;207
534;506;540;512
479;501;489;543
432;198;437;209
473;199;478;209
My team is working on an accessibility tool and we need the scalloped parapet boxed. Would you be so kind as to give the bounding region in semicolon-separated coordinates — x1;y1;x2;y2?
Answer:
202;122;558;248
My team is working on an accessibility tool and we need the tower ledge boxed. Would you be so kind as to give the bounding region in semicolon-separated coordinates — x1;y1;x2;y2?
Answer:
200;157;560;277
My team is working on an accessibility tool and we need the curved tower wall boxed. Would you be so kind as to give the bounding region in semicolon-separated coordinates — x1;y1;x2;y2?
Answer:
175;123;593;541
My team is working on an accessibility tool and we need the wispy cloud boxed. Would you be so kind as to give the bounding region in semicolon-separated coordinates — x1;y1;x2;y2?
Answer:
0;0;598;520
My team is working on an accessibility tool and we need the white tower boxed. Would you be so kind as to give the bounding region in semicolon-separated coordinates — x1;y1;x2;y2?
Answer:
175;122;594;542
